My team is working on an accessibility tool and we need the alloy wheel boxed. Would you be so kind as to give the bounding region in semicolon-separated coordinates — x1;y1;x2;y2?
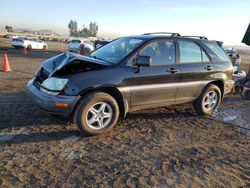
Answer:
86;102;113;130
203;91;218;110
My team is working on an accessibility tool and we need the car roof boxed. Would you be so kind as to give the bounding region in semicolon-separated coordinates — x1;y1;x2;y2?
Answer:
122;34;210;42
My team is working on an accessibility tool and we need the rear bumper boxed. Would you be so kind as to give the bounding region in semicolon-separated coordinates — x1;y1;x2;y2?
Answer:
224;80;235;95
27;79;81;117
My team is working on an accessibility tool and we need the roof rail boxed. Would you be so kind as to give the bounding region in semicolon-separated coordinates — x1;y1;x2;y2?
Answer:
182;36;208;40
143;32;181;37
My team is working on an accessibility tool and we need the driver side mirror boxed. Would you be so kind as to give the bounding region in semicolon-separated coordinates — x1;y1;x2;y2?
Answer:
135;55;151;67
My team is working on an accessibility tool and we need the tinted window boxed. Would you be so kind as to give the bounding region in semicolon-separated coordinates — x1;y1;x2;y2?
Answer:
179;41;202;63
140;40;176;65
202;50;210;62
202;41;229;61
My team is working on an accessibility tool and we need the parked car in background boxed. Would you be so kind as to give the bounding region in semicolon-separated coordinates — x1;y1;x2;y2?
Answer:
12;37;48;50
28;32;234;136
2;34;19;39
94;40;111;49
225;49;241;64
68;39;94;52
225;49;241;73
3;34;12;39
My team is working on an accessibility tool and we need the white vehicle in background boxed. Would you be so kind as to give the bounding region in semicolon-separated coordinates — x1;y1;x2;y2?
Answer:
12;37;48;50
68;39;94;52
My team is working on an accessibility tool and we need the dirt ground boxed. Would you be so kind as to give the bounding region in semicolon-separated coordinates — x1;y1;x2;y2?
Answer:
0;39;250;187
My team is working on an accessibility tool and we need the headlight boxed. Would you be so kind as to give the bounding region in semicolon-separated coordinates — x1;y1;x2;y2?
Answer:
41;77;68;91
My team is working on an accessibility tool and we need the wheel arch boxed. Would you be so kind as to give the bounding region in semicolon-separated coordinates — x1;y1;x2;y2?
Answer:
207;80;224;98
73;87;128;118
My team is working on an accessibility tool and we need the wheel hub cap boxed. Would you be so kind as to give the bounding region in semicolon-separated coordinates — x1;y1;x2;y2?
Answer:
86;102;113;130
203;91;218;110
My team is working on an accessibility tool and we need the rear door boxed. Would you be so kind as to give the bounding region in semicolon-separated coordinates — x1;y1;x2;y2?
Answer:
175;39;215;103
31;39;38;49
130;39;179;108
37;40;44;49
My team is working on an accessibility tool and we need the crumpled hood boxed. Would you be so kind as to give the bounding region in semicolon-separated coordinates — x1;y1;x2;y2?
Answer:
35;52;111;83
41;52;110;73
40;52;111;75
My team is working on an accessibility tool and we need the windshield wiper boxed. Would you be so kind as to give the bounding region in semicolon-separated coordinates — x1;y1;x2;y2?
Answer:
90;55;113;64
91;55;105;61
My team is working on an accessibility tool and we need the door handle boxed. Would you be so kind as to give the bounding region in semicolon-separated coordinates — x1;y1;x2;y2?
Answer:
167;68;179;73
205;65;214;71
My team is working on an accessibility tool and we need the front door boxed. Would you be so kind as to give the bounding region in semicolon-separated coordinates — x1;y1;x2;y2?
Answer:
130;39;179;109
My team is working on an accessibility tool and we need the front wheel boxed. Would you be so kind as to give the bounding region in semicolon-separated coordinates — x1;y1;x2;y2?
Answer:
73;92;119;135
193;84;221;115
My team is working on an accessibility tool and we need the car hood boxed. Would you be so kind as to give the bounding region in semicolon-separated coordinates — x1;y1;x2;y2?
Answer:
36;52;111;83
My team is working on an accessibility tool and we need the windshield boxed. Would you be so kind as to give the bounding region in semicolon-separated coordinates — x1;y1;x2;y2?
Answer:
90;37;144;64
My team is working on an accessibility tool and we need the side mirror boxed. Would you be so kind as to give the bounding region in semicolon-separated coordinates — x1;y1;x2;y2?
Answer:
135;55;151;67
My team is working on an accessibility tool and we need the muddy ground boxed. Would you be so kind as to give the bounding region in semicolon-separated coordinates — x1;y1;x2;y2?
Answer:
0;40;250;187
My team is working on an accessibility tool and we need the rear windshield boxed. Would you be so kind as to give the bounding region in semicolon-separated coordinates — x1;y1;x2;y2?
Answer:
202;41;229;61
70;40;81;43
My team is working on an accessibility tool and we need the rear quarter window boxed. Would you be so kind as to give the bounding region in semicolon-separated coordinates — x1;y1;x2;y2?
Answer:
202;41;229;62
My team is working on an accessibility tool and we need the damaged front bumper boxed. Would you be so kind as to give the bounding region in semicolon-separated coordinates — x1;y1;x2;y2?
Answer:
27;79;81;117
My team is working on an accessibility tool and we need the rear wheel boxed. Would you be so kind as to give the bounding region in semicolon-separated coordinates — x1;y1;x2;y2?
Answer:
73;92;119;135
27;45;32;51
193;84;221;115
43;45;46;51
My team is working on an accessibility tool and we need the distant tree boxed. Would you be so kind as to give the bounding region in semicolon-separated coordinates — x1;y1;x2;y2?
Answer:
79;27;89;37
5;25;13;32
68;20;78;37
68;20;99;37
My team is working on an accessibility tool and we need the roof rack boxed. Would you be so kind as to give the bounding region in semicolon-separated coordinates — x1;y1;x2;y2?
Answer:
182;36;208;40
143;32;181;37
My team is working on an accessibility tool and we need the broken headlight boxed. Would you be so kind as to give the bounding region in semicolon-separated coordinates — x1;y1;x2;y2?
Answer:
41;77;68;91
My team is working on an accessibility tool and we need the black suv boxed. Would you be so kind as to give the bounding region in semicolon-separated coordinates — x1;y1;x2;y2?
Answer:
27;32;234;135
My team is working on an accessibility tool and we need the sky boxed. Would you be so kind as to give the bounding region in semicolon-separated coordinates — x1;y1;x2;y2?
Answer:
1;0;250;45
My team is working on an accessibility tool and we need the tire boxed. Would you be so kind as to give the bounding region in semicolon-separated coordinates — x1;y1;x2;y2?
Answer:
43;45;46;51
73;92;119;135
27;45;32;51
193;84;221;115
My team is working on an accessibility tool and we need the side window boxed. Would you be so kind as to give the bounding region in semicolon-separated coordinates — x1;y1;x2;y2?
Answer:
202;41;229;62
202;50;210;62
139;40;176;66
179;40;202;63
